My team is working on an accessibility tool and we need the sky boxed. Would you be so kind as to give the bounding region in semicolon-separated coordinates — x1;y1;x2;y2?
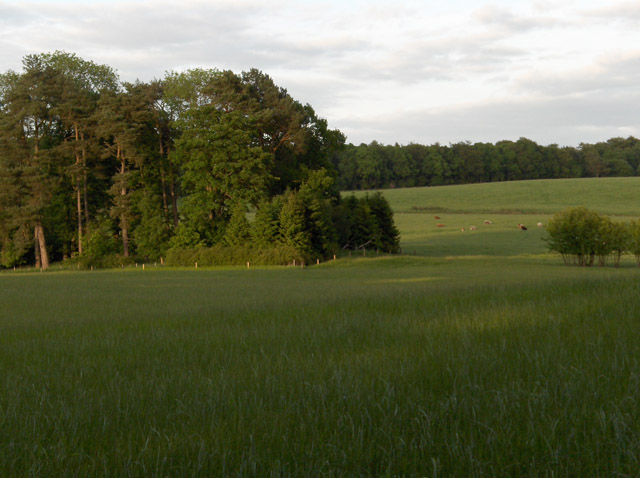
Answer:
1;0;639;146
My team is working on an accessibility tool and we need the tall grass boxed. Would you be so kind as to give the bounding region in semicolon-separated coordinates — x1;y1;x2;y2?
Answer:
1;261;640;476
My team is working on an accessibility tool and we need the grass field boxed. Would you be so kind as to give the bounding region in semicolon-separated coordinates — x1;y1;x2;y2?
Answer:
353;177;640;257
367;177;640;216
2;178;640;476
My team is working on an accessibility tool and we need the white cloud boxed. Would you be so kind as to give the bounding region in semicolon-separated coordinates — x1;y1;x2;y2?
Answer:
0;0;638;145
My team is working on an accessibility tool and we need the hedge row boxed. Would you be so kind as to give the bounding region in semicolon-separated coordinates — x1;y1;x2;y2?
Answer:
164;244;311;267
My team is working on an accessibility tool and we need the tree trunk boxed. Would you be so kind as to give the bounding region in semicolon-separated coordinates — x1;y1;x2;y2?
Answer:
75;125;83;255
160;166;169;216
159;134;169;216
77;182;83;255
170;171;179;227
34;227;41;269
118;145;130;258
81;133;90;227
122;227;130;258
35;223;49;270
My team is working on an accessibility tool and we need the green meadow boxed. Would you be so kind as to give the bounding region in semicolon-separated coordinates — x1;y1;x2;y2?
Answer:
358;177;640;257
2;178;640;476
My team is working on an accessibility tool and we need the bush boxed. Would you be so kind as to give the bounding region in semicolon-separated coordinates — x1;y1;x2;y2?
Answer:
607;221;629;267
79;219;120;267
628;220;640;267
545;207;604;266
545;207;630;267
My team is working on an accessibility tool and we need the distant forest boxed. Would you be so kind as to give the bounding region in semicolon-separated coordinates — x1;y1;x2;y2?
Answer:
333;136;640;190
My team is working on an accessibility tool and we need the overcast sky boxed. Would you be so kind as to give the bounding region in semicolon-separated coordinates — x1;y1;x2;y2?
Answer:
1;0;638;146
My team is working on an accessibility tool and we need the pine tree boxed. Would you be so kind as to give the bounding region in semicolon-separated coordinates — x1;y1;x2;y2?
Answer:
278;191;312;257
222;202;251;246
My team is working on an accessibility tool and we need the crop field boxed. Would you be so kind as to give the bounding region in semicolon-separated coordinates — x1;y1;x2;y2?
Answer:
2;178;640;476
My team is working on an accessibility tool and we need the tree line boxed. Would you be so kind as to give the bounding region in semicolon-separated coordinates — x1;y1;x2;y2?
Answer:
333;137;640;190
0;52;398;269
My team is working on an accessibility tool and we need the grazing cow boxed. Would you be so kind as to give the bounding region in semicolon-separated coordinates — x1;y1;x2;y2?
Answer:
518;224;528;230
434;216;440;219
484;220;492;225
436;223;445;227
537;222;543;227
469;226;476;230
461;227;465;232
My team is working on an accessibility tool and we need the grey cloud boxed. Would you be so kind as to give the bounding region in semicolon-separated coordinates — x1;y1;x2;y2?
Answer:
579;2;640;23
333;32;527;88
0;2;34;25
1;0;637;150
0;0;279;79
338;92;640;147
472;5;563;33
515;54;640;97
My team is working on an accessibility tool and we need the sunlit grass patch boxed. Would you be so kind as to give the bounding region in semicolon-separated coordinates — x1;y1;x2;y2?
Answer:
366;276;441;284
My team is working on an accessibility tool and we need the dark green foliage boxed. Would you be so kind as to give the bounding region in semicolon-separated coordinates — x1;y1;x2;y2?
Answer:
222;202;251;246
1;52;404;268
334;193;399;253
251;197;283;247
297;169;338;258
172;106;272;245
365;192;400;253
0;225;31;268
278;191;313;259
83;218;118;260
132;192;171;260
336;136;640;190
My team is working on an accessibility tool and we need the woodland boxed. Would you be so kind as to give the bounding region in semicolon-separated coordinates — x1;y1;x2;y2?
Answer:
333;136;640;190
1;51;637;269
0;52;397;269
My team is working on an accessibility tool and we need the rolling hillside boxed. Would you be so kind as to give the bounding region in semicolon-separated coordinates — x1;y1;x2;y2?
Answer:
358;177;640;215
353;178;640;257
